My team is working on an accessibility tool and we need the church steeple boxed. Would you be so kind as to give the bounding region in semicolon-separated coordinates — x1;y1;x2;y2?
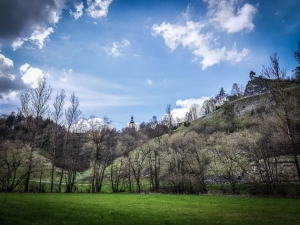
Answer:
129;116;135;128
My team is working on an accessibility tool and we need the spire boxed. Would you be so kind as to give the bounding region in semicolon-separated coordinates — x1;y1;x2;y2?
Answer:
129;115;135;128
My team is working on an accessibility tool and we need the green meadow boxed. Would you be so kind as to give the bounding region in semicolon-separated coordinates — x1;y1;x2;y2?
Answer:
0;193;299;225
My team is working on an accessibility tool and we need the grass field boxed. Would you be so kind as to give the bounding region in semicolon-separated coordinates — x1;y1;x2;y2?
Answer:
0;193;299;225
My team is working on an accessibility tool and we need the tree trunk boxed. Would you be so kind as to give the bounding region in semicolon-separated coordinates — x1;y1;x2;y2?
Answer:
59;168;64;193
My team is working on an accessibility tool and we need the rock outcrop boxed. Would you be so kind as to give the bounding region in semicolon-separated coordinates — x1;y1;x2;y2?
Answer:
244;75;266;96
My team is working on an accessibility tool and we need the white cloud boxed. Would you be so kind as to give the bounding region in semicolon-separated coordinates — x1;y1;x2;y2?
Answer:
86;0;113;18
29;26;54;49
181;4;191;21
171;97;210;120
106;42;120;57
0;54;14;67
11;38;25;51
70;2;84;20
151;0;256;69
48;5;62;24
152;21;250;70
147;79;153;85
20;64;44;88
205;0;257;33
105;39;130;57
20;63;30;73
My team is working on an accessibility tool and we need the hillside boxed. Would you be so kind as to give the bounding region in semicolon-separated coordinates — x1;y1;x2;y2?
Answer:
1;79;300;196
114;80;300;195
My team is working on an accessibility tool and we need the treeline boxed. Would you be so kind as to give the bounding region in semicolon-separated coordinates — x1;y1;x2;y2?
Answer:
0;43;300;196
0;84;169;193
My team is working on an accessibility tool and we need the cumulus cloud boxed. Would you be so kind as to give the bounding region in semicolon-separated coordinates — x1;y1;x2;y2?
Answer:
152;21;250;70
105;39;130;57
205;0;257;33
0;0;64;49
0;54;27;101
20;63;44;88
86;0;113;18
171;97;210;120
151;0;256;69
70;2;84;20
29;27;54;49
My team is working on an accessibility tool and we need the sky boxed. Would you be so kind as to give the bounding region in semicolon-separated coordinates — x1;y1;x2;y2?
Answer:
0;0;299;130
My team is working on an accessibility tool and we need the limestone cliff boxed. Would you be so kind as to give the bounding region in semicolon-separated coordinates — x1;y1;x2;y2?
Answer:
244;76;266;96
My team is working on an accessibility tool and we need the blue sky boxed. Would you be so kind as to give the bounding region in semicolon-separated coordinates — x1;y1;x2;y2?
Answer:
0;0;299;129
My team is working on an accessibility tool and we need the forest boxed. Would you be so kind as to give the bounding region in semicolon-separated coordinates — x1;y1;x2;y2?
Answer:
1;43;300;196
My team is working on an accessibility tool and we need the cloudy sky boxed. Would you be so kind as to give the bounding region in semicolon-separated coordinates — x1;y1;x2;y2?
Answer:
0;0;299;129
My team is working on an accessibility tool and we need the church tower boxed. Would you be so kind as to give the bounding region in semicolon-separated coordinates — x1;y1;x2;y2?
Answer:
129;116;135;129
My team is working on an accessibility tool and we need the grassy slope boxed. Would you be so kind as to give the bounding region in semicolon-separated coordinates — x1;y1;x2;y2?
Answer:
1;193;300;225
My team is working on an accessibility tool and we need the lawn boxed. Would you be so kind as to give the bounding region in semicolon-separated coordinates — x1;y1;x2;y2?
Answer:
0;193;299;225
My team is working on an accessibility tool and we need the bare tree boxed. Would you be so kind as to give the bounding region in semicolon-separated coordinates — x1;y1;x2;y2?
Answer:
210;132;247;194
19;78;52;192
130;144;150;193
88;118;116;192
261;53;300;180
164;104;174;129
240;128;283;195
0;140;30;192
45;89;66;192
201;98;216;115
292;40;300;82
148;136;163;192
183;132;210;194
63;92;89;193
185;104;201;122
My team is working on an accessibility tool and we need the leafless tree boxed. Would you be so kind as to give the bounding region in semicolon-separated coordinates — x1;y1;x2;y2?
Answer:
45;89;66;192
19;78;52;192
261;53;300;180
0;140;30;192
201;98;216;115
163;104;174;129
209;132;247;194
130;144;151;193
240;128;283;195
185;104;201;122
62;92;89;192
88;118;116;192
183;132;210;194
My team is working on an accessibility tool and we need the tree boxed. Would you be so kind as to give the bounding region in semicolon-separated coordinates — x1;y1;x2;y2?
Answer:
185;104;201;122
216;87;226;104
44;89;66;192
63;92;89;192
130;144;151;193
293;40;300;64
0;140;30;192
166;132;209;194
230;83;244;98
261;53;300;181
292;66;300;82
201;97;216;114
183;132;210;194
210;132;247;194
239;127;286;195
88;118;117;193
19;78;52;192
292;40;300;82
164;104;174;129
